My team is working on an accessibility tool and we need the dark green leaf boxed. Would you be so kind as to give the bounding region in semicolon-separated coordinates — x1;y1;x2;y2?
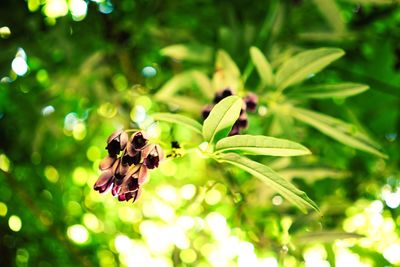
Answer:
218;153;319;213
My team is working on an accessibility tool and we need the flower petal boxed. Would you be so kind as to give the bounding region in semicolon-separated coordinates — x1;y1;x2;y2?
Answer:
120;131;128;150
94;170;114;193
107;130;123;144
138;165;148;185
99;156;117;170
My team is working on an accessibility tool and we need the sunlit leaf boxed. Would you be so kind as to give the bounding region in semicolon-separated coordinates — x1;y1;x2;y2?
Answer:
218;153;319;213
250;46;274;86
202;96;242;143
292;107;387;158
279;168;349;182
276;48;345;91
160;43;213;63
215;135;311;156
152;113;202;135
162;96;204;114
212;50;242;92
294;231;364;244
312;0;346;33
288;83;369;99
155;70;212;100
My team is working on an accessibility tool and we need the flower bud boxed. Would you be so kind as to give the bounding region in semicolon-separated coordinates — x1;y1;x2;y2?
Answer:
106;130;128;156
142;144;164;169
244;93;258;112
127;132;148;156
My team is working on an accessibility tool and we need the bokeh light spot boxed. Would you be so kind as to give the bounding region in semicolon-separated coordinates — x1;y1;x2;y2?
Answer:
135;96;152;111
180;248;197;263
73;167;88;186
44;0;69;18
44;165;59;183
0;26;11;39
142;66;157;78
0;154;11;172
180;184;196;200
72;122;86;140
8;215;22;232
98;102;117;118
12;57;28;76
205;189;221;205
0;202;8;217
87;146;101;162
41;105;55;116
69;0;87;21
67;224;89;244
83;213;101;232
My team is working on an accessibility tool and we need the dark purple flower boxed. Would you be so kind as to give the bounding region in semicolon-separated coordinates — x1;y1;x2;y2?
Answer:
202;104;213;120
127;132;148;156
244;93;258;112
106;130;128;156
229;125;240;136
142;144;164;169
94;169;114;193
122;151;141;166
221;88;233;98
237;113;248;128
213;88;233;104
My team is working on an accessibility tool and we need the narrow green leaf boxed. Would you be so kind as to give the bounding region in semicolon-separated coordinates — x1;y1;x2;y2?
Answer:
160;44;213;63
288;83;369;99
212;50;241;92
202;96;242;143
156;70;214;100
218;153;319;213
215;135;311;156
250;47;274;86
292;107;387;158
152;113;202;135
279;168;349;182
312;0;346;33
294;231;364;245
276;48;345;91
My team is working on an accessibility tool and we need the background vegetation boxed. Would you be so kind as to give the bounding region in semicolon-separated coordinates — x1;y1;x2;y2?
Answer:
1;0;400;266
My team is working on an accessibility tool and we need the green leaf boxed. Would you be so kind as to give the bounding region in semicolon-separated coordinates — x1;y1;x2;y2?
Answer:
218;153;319;213
312;0;346;33
292;107;387;158
250;46;274;86
212;50;242;92
294;231;364;245
279;168;349;182
152;113;202;135
215;135;311;156
202;96;242;143
288;83;369;99
160;44;213;63
155;70;212;100
276;48;345;91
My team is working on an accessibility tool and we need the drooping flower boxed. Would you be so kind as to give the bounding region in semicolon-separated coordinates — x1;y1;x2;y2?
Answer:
94;169;114;193
127;132;148;156
244;93;258;112
94;129;163;204
106;130;128;156
142;144;164;169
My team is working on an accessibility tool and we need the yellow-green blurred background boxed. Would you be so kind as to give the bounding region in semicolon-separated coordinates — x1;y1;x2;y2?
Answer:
1;0;400;266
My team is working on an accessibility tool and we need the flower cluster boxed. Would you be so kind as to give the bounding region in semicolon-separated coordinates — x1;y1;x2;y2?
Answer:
202;88;258;135
94;130;163;203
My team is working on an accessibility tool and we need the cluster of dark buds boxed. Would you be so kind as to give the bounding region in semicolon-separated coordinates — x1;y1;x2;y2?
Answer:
94;130;164;203
202;88;258;135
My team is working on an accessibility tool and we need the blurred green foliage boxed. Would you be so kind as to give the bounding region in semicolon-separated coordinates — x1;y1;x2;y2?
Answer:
1;0;400;266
